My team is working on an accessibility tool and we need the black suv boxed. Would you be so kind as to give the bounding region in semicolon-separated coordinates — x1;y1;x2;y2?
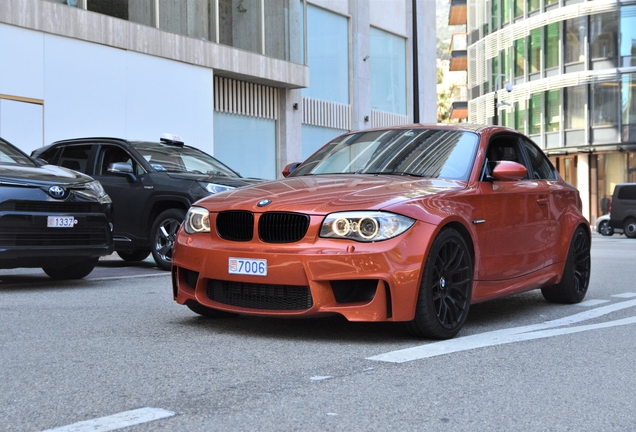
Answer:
608;183;636;238
0;137;113;279
33;135;261;270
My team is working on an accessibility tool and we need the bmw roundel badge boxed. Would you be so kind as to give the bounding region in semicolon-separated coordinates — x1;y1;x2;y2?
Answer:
257;199;271;207
49;185;65;199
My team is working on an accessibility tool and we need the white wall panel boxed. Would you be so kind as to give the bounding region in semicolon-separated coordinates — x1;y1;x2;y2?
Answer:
0;99;43;154
0;24;44;100
370;0;407;36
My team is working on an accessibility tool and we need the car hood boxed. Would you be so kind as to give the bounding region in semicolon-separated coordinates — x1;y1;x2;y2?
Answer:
0;164;92;186
196;174;467;214
166;172;264;188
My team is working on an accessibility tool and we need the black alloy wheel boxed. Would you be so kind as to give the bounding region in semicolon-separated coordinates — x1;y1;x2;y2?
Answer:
623;218;636;239
541;227;591;304
598;220;614;236
151;208;186;271
406;228;473;339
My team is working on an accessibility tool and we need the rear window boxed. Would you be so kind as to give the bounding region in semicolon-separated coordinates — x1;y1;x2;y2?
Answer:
617;185;636;200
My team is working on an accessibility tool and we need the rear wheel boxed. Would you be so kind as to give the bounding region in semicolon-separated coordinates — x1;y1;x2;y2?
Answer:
623;218;636;238
405;228;473;340
598;220;614;236
43;258;98;280
541;227;590;304
117;250;150;262
151;208;186;271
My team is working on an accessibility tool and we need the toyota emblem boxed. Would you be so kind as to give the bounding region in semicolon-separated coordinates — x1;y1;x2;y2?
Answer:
257;199;271;207
49;186;65;199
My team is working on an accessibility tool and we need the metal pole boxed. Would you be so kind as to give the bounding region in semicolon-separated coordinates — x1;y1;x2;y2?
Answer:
412;0;420;123
493;92;498;125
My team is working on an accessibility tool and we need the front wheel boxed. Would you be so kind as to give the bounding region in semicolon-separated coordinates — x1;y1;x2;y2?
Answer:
43;258;99;280
117;250;150;262
405;228;473;340
623;218;636;238
151;208;186;271
541;227;590;304
598;220;614;236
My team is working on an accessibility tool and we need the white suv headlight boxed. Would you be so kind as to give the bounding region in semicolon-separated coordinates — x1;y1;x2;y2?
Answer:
84;180;111;204
184;206;210;234
320;211;415;242
199;182;235;194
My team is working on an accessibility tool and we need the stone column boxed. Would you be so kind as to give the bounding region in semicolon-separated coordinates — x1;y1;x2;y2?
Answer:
349;0;371;131
277;88;303;178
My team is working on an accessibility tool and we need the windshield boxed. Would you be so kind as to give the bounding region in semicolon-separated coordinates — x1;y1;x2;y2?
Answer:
0;139;36;167
132;143;239;177
291;128;479;181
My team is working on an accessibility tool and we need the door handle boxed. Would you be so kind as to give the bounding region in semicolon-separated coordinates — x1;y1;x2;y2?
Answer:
536;198;549;205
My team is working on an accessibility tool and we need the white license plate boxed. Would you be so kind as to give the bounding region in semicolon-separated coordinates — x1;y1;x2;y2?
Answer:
47;216;76;228
228;257;267;276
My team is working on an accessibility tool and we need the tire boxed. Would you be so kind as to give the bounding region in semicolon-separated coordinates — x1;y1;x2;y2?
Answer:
623;218;636;239
405;228;473;340
151;208;186;271
541;227;590;304
117;250;150;262
598;220;614;236
43;258;98;280
186;302;237;318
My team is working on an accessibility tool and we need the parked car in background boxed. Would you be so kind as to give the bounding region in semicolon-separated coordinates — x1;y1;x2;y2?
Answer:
596;214;622;236
33;135;261;270
608;183;636;238
0;137;113;279
172;124;591;340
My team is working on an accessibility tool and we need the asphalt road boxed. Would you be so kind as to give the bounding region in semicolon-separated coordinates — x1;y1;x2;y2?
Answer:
1;234;635;431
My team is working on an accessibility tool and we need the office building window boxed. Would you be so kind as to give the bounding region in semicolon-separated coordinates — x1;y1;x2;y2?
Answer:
502;0;511;25
622;74;636;126
565;17;586;64
492;0;499;30
565;86;586;129
590;12;617;60
301;5;349;104
620;6;636;67
370;27;407;115
515;101;526;134
545;90;560;132
514;38;525;78
545;23;559;70
529;93;542;135
514;0;524;18
529;28;541;74
591;82;619;127
529;0;540;13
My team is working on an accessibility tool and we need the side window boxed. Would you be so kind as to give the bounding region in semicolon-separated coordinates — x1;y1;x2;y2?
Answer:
617;185;636;200
98;146;136;176
522;139;558;180
36;146;62;165
483;135;525;179
58;145;92;174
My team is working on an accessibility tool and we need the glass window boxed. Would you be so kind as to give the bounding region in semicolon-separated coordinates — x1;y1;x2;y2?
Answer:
514;38;525;78
0;139;36;167
620;6;636;66
522;139;558;180
491;56;499;92
545;23;559;70
370;27;407;115
492;0;499;30
502;0;511;25
503;48;511;78
87;0;128;20
301;5;349;104
592;82;619;127
622;74;636;126
565;17;586;64
264;1;305;63
565;86;586;129
515;101;526;134
529;93;542;135
529;28;541;73
301;125;347;160
529;0;540;13
546;0;558;6
514;0;525;18
219;0;262;54
545;90;560;132
292;129;480;181
590;12;617;60
58;145;93;174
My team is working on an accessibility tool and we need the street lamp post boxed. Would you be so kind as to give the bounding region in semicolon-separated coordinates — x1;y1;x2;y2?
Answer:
493;74;512;125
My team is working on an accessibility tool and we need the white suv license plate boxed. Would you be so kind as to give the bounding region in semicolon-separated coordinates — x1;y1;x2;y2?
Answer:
228;257;267;276
47;216;76;228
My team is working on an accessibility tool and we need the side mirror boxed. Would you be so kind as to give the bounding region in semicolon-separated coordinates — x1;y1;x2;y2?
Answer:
282;162;301;178
108;162;136;179
491;161;528;181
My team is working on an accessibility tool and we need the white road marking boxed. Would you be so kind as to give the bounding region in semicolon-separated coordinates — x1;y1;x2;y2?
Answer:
40;407;175;432
612;292;636;298
310;376;332;381
577;299;610;306
87;273;169;281
368;298;636;363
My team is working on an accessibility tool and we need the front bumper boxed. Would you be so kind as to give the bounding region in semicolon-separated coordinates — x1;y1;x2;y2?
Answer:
172;220;436;322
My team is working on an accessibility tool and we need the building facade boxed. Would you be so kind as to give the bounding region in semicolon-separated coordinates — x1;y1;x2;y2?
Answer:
456;0;636;225
0;0;436;180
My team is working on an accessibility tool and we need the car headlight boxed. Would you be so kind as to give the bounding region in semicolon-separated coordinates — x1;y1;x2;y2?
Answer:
199;182;235;194
184;206;210;234
84;180;111;204
320;211;415;242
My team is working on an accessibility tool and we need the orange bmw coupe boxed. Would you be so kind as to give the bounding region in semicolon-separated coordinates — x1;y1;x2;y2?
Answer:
171;125;591;339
